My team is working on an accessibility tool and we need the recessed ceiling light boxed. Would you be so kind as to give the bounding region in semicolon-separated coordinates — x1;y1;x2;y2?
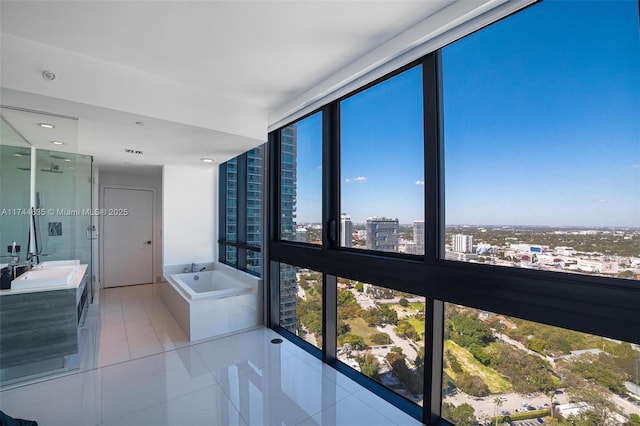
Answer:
200;158;215;163
135;121;144;126
51;141;65;145
63;158;72;162
39;123;55;129
14;153;24;157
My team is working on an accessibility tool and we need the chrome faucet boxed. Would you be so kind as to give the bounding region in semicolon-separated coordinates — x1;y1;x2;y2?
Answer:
1;242;39;280
191;263;206;273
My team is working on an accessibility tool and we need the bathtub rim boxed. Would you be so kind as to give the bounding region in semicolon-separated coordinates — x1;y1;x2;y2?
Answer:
166;270;255;302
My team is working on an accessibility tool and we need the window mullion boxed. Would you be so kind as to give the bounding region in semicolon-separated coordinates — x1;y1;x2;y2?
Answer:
424;52;441;265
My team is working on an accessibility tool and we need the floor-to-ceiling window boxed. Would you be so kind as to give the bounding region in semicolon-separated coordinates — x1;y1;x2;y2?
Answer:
219;145;265;276
265;1;639;424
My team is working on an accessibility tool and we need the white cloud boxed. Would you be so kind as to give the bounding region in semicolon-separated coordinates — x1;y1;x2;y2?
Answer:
631;164;640;169
346;176;367;183
415;180;425;185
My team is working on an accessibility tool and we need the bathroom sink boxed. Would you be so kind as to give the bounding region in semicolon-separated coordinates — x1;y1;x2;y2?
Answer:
33;259;80;269
11;266;76;290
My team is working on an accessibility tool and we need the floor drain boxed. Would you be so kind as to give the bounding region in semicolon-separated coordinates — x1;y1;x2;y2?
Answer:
270;338;283;344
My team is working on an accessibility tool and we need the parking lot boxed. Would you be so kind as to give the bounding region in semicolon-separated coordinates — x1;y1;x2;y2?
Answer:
512;420;543;426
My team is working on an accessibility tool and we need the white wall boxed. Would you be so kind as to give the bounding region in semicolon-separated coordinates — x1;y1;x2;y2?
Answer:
162;165;217;267
99;166;163;282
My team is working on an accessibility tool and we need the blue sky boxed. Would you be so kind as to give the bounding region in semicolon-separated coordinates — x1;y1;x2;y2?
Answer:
293;111;323;223
294;0;639;227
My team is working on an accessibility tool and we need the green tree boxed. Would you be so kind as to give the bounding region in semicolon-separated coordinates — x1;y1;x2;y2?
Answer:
395;320;420;340
338;333;365;350
628;414;640;426
354;282;364;292
566;411;601;426
337;320;351;336
493;397;503;426
455;372;489;396
297;298;322;334
445;350;463;373
568;383;623;426
385;352;422;394
488;342;555;393
450;403;476;426
617;270;637;279
390;346;403;355
363;304;398;327
447;312;494;349
571;352;628;394
442;402;455;422
371;332;392;345
358;353;379;380
399;298;409;307
337;290;361;320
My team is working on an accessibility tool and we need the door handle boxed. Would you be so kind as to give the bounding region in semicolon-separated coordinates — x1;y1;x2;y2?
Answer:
144;240;152;245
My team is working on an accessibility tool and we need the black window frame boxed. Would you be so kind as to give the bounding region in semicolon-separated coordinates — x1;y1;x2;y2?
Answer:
219;148;264;276
262;3;639;424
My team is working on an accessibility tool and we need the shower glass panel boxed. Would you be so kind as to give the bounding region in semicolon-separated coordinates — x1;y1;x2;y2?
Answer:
34;149;93;302
0;145;31;264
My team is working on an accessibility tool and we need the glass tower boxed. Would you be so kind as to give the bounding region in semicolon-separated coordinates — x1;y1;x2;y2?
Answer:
279;125;298;332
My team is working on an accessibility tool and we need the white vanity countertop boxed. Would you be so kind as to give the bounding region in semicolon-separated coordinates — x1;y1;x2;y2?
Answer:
0;264;88;296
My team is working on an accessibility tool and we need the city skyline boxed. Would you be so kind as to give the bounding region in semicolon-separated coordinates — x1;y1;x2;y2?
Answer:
292;0;639;228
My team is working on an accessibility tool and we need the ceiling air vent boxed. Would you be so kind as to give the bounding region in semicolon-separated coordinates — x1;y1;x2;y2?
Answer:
125;149;143;155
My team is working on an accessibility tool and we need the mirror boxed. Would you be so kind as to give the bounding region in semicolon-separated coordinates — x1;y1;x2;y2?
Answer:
0;107;91;290
0;116;31;262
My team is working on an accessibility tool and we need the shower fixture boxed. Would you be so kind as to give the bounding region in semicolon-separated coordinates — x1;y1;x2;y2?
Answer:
40;163;63;174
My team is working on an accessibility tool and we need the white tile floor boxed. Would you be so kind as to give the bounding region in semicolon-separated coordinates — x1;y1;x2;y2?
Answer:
0;284;424;425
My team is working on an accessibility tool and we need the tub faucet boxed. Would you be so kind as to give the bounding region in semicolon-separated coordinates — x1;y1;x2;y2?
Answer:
191;263;206;273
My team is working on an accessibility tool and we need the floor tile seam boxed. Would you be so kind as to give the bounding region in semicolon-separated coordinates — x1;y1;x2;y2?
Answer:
184;326;266;352
213;378;252;426
97;338;132;369
152;325;173;352
291;392;360;426
137;287;180;334
351;389;416;426
189;345;227;386
0;367;95;393
287;350;363;396
99;382;225;424
124;325;162;341
342;392;408;426
292;404;328;425
97;364;217;423
210;352;351;423
137;284;156;321
201;342;302;384
291;393;396;426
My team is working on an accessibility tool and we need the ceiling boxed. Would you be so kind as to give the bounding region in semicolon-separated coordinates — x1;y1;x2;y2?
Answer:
0;0;525;168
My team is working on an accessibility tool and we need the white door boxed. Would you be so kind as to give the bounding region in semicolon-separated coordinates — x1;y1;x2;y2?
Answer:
103;188;153;287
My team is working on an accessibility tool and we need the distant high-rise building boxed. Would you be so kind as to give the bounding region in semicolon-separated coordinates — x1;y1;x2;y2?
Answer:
295;227;308;243
453;234;473;253
413;220;424;255
225;158;238;266
341;213;353;248
246;146;263;274
366;217;399;252
280;124;298;332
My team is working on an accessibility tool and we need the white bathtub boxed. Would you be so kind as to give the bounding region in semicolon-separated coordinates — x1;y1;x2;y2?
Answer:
162;264;262;341
170;271;251;300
